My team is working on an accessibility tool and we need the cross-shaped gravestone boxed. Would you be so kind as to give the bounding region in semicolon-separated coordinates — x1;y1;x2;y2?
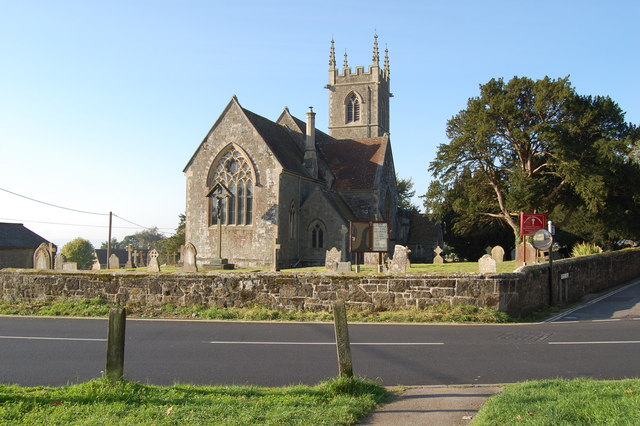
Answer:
433;245;444;264
147;249;160;273
125;245;135;268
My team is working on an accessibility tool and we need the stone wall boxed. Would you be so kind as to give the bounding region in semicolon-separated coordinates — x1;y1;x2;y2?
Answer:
1;248;639;316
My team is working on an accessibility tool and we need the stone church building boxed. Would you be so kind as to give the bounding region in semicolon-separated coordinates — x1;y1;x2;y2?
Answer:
184;36;400;268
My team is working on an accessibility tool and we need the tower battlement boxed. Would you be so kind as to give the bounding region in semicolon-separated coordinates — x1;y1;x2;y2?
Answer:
326;34;391;139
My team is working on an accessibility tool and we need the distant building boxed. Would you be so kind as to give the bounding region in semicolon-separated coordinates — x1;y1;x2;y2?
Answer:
0;222;51;269
184;36;399;268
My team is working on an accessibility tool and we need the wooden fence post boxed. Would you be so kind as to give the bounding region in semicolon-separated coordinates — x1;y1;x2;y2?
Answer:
106;307;126;382
333;300;353;378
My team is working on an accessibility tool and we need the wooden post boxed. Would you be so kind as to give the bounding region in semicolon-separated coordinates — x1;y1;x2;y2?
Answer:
106;307;126;382
332;300;353;378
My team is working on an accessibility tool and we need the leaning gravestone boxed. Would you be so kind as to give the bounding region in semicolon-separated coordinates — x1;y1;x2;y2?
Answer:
515;242;537;268
479;254;497;273
325;247;341;272
389;245;411;273
33;243;52;270
433;245;444;264
147;249;161;273
108;254;120;269
54;253;65;270
182;243;198;272
491;245;505;263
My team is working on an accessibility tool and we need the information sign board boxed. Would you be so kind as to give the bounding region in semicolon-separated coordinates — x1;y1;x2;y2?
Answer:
349;221;389;253
520;213;547;236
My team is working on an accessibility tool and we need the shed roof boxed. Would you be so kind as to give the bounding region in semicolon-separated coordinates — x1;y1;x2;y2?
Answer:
0;223;50;249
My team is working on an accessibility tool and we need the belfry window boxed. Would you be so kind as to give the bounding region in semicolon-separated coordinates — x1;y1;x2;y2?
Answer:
346;93;360;123
208;147;254;226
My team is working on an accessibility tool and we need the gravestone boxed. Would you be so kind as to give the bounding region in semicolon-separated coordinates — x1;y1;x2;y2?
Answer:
479;254;497;273
147;249;161;273
62;262;78;271
491;245;505;263
125;245;135;268
389;245;411;274
178;244;185;265
325;247;341;271
92;257;101;270
515;242;537;268
485;246;492;255
33;243;52;270
433;245;444;264
54;253;65;270
108;254;120;269
182;243;198;272
336;261;352;272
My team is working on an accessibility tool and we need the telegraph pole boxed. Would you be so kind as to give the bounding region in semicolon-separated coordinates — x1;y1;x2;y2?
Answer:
107;211;113;265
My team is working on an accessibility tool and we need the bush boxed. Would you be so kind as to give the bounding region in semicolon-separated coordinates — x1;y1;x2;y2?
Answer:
61;238;95;269
571;242;603;257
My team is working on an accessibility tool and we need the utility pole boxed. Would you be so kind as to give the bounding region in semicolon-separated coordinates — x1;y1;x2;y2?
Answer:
107;211;113;266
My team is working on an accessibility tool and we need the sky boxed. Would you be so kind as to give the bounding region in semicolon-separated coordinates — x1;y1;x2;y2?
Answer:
1;0;638;249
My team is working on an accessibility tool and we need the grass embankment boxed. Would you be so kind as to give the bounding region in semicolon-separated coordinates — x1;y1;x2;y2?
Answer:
0;376;388;425
473;378;640;425
0;298;510;323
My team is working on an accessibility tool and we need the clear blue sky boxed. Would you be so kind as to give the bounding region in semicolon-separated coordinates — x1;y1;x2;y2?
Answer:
1;0;638;249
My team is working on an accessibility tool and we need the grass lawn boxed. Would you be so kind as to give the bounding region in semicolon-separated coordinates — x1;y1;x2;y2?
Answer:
473;378;640;425
0;376;388;425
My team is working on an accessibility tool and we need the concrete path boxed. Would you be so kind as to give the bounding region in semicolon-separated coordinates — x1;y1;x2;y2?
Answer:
359;385;503;426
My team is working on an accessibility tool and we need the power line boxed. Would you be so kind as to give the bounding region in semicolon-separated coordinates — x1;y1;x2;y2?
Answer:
112;214;159;231
0;186;109;216
0;217;174;231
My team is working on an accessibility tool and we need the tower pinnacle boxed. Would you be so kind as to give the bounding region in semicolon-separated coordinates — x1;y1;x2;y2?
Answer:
329;39;336;69
343;50;348;69
372;33;379;66
384;46;390;76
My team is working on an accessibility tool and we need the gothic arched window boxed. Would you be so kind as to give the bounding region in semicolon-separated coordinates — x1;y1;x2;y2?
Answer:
208;146;254;226
310;221;325;249
346;93;360;123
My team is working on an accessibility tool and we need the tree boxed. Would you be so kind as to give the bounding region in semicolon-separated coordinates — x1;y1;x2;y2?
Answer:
155;214;185;256
396;174;419;214
426;76;640;248
61;238;95;269
100;238;121;249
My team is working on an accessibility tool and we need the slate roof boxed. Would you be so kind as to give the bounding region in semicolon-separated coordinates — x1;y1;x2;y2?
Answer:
94;248;132;266
241;107;311;178
0;223;50;249
318;137;387;190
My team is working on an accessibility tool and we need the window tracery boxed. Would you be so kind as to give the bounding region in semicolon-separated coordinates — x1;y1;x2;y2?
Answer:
346;93;360;123
209;146;254;226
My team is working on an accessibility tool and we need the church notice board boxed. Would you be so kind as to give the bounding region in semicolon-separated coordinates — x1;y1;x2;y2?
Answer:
349;221;389;253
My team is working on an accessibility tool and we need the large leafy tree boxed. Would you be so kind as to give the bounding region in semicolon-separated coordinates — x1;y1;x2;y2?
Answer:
426;76;640;248
61;238;95;269
396;174;419;214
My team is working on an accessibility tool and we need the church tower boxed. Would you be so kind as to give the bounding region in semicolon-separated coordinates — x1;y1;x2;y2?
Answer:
326;34;391;139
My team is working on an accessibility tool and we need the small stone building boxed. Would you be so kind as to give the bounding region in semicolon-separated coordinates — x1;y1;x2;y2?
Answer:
184;36;400;268
0;222;51;269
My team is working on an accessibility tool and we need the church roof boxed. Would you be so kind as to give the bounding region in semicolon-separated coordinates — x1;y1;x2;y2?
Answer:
241;108;312;178
0;223;49;249
318;137;388;190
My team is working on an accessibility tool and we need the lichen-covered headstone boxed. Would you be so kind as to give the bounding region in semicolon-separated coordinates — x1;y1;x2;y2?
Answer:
33;243;52;270
62;262;78;271
491;245;505;263
433;245;444;264
182;243;198;272
54;253;65;270
336;261;352;272
325;247;341;271
147;249;161;273
389;245;411;273
479;254;497;273
108;254;120;269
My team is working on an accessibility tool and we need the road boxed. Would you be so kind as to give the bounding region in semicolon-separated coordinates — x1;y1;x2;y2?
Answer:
1;279;639;387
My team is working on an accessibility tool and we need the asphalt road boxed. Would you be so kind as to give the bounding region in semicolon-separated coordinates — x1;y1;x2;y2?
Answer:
1;280;639;387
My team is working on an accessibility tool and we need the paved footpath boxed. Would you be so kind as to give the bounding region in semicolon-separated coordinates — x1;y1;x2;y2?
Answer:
359;385;504;426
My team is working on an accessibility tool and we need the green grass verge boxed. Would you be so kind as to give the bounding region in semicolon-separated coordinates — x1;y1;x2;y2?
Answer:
283;260;518;274
0;376;388;425
473;378;640;425
0;298;510;323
